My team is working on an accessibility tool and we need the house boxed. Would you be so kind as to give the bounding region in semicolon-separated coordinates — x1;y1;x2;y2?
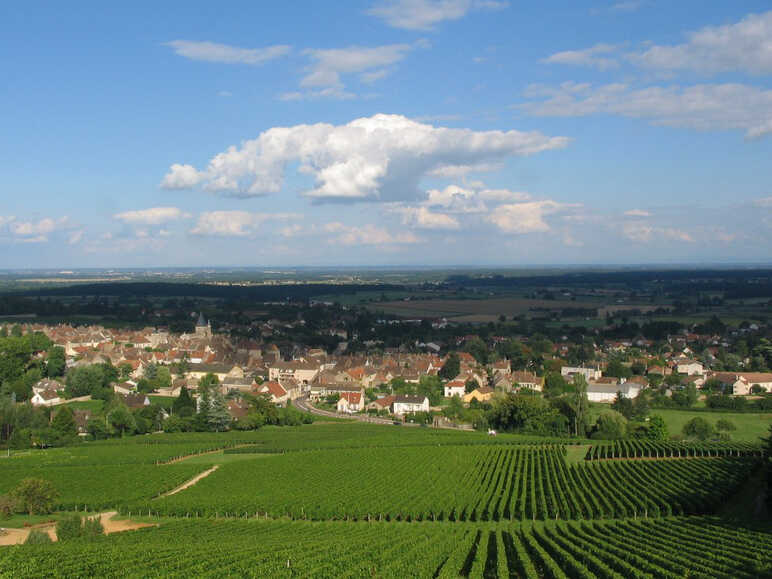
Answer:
367;395;395;413
32;379;63;395
254;380;289;405
227;398;251;422
337;391;364;413
561;366;602;381
392;395;429;416
511;371;543;392
676;359;704;376
586;381;642;403
463;386;494;404
730;373;772;395
113;381;136;396
444;379;467;398
120;393;151;409
268;360;319;384
30;389;61;407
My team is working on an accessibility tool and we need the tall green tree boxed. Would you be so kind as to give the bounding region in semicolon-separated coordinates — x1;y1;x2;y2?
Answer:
438;353;460;380
569;375;590;437
172;386;196;417
50;406;77;437
45;347;66;378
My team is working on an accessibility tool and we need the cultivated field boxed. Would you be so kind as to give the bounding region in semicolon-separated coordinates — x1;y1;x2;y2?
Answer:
0;422;769;577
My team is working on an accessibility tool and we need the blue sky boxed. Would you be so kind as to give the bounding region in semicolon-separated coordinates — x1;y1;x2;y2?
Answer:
1;0;770;267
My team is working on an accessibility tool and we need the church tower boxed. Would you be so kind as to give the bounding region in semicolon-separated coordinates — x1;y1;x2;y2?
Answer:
195;312;212;338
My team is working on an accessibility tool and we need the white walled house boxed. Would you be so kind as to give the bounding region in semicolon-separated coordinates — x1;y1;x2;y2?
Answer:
731;373;772;395
676;359;704;376
392;395;429;415
586;381;642;403
561;366;602;381
444;379;466;398
336;391;364;413
31;389;61;407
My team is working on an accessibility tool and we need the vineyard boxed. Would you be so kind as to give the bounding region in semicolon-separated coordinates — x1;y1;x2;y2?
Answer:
139;445;756;521
0;517;768;578
0;424;769;576
584;439;764;460
0;464;206;510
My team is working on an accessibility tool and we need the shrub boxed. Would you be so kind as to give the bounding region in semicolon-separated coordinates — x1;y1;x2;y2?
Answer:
55;514;84;542
24;530;52;545
82;516;105;538
716;418;736;432
682;417;714;441
0;494;18;519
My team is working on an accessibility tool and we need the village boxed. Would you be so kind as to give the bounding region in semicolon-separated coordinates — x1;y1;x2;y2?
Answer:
14;309;771;432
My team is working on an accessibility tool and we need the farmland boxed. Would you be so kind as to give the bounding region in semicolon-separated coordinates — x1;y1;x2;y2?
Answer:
0;422;769;576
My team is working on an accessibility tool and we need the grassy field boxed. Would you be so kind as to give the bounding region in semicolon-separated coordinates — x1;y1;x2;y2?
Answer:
654;409;772;441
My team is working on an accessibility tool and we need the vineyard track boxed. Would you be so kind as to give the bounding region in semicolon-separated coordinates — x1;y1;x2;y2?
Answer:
161;444;259;464
157;466;220;498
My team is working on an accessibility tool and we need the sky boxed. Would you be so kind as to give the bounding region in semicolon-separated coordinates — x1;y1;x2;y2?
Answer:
1;0;771;268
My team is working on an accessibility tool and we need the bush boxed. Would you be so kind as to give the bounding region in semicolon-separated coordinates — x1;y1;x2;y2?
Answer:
682;417;714;441
55;514;84;542
12;478;58;515
591;410;628;440
55;513;105;541
716;418;736;431
82;516;105;538
24;530;52;545
0;494;18;519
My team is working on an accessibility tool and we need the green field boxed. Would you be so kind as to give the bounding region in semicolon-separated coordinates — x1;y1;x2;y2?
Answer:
0;422;769;577
655;409;772;442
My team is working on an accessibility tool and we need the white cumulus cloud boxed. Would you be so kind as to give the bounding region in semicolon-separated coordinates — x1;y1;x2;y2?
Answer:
631;11;772;75
190;211;300;237
10;217;70;242
165;40;291;65
487;201;575;234
392;206;460;229
162;114;568;201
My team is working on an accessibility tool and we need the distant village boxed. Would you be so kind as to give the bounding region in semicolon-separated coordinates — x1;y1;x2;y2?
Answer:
13;309;771;428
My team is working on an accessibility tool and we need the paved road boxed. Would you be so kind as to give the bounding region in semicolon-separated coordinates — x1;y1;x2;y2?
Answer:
294;396;395;425
294;396;474;431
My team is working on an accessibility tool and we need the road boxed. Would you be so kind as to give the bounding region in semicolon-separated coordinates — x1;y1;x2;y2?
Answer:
294;396;395;425
294;396;474;431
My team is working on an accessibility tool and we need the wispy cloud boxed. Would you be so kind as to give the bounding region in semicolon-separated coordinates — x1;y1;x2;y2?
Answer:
165;40;291;65
368;0;507;31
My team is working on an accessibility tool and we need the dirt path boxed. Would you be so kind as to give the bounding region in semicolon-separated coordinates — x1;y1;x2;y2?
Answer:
0;512;154;546
162;444;257;464
157;465;219;498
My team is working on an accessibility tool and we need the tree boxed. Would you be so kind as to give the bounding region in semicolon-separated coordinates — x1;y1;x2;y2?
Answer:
487;393;564;435
647;414;668;440
45;346;66;378
591;410;628;440
464;378;478;394
50;406;77;438
464;337;489;365
207;391;231;432
438;353;460;380
569;375;590;437
172;386;195;417
682;417;714;440
108;405;136;437
11;478;58;515
86;418;109;440
56;514;85;542
605;359;633;379
543;372;568;398
118;362;133;380
611;392;634;419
